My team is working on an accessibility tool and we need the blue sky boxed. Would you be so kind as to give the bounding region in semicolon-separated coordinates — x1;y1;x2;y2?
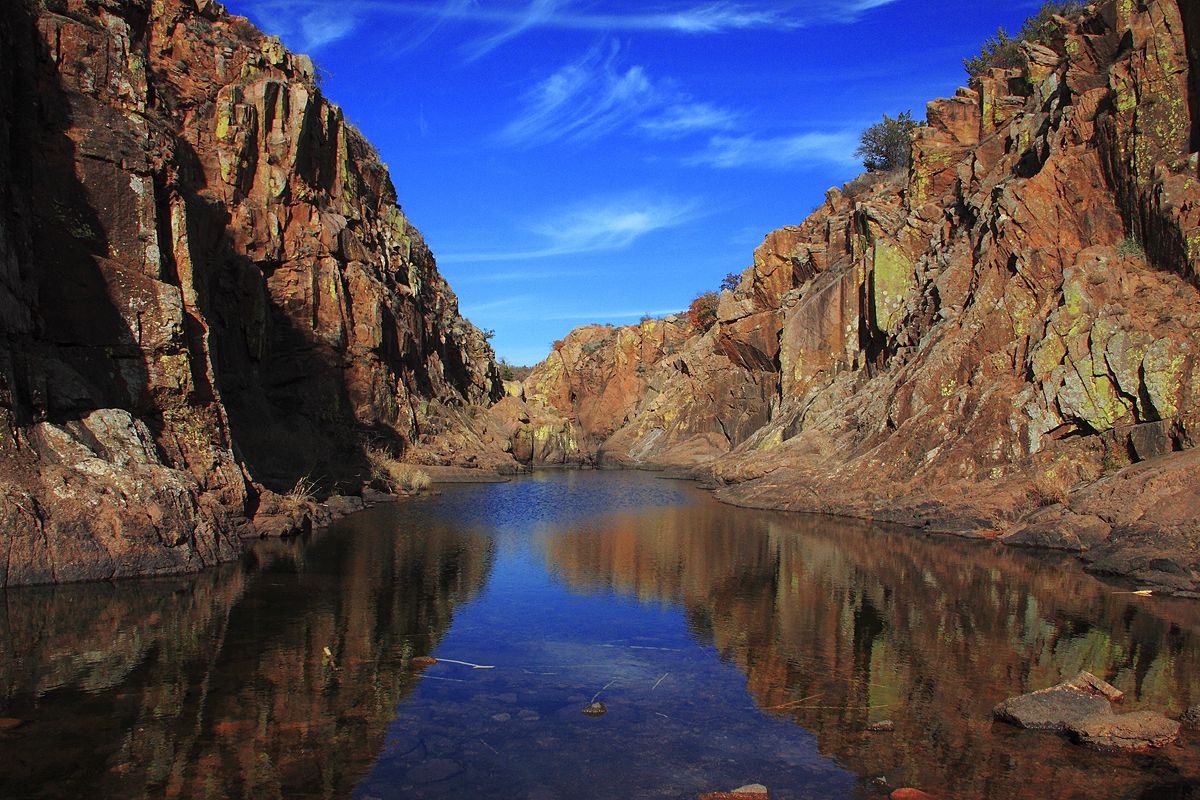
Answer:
221;0;1045;365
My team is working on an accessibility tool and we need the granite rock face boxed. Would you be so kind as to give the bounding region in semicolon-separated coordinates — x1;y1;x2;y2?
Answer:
0;0;510;585
511;0;1200;594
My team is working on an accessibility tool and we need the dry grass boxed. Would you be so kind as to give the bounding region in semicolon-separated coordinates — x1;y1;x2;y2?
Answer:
280;473;317;512
365;446;431;493
1031;462;1074;506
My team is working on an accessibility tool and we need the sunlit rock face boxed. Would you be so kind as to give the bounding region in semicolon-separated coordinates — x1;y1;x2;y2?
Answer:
515;0;1200;594
0;0;512;585
0;517;492;799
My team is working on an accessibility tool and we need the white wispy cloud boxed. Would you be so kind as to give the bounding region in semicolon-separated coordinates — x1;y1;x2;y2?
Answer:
638;102;740;139
497;43;738;147
497;42;661;146
458;295;532;315
452;267;602;283
232;0;900;53
439;193;703;263
298;10;357;48
687;130;859;169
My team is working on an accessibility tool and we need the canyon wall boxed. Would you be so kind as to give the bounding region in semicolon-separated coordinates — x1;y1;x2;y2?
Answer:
0;0;513;586
510;0;1200;595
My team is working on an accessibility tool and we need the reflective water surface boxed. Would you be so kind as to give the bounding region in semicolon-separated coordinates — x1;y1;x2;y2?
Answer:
2;470;1199;799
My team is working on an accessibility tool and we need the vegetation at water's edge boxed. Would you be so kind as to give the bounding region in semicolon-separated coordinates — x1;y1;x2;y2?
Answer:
365;446;432;493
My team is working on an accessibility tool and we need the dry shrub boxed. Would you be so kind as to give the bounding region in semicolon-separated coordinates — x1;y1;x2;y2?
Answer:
1031;462;1074;506
365;447;431;493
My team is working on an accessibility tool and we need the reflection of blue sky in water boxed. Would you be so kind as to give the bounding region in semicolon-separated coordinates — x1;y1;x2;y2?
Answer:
357;472;856;799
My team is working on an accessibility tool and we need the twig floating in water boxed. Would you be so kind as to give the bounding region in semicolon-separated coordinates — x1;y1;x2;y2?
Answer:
591;679;617;704
651;673;669;691
438;658;496;669
765;693;823;710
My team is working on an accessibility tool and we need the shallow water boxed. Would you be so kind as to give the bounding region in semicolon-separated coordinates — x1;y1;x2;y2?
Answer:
1;470;1199;799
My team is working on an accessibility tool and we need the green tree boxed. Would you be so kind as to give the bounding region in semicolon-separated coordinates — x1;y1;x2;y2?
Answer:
964;1;1087;79
855;111;917;173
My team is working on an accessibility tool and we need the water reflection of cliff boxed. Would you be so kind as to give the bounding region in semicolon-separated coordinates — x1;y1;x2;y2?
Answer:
543;507;1200;799
0;510;492;800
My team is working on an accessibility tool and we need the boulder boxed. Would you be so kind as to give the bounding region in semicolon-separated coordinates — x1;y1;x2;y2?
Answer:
993;679;1113;732
1068;711;1181;750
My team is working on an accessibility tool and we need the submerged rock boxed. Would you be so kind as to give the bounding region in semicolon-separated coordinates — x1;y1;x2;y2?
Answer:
699;784;769;800
581;701;608;717
1180;706;1200;729
1068;711;1181;750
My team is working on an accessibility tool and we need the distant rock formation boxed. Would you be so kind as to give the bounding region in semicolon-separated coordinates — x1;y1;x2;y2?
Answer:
503;0;1200;595
0;0;514;585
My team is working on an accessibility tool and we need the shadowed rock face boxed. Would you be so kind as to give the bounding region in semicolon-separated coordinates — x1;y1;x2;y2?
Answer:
508;0;1200;595
0;0;513;585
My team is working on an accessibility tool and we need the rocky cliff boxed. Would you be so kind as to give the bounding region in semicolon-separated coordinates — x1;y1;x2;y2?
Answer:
0;0;513;586
509;0;1200;595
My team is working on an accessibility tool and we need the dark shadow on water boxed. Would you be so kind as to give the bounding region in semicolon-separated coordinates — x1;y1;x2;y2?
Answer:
0;509;492;799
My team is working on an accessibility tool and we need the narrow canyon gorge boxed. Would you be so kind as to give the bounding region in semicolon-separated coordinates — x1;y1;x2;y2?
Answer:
2;0;1199;599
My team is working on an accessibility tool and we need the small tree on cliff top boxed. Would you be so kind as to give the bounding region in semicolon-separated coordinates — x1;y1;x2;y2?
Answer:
964;0;1088;79
855;111;917;173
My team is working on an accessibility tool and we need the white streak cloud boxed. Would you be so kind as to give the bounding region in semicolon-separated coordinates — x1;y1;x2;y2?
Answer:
497;42;661;146
687;131;860;169
440;193;703;263
639;102;740;139
232;0;901;53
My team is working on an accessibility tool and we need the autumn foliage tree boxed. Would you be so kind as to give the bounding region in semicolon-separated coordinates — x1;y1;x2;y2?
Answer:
688;291;719;332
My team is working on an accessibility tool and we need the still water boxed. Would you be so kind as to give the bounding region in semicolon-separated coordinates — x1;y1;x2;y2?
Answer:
2;470;1199;799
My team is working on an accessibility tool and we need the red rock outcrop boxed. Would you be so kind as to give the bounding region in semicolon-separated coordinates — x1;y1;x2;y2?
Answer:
515;0;1200;594
0;0;512;585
